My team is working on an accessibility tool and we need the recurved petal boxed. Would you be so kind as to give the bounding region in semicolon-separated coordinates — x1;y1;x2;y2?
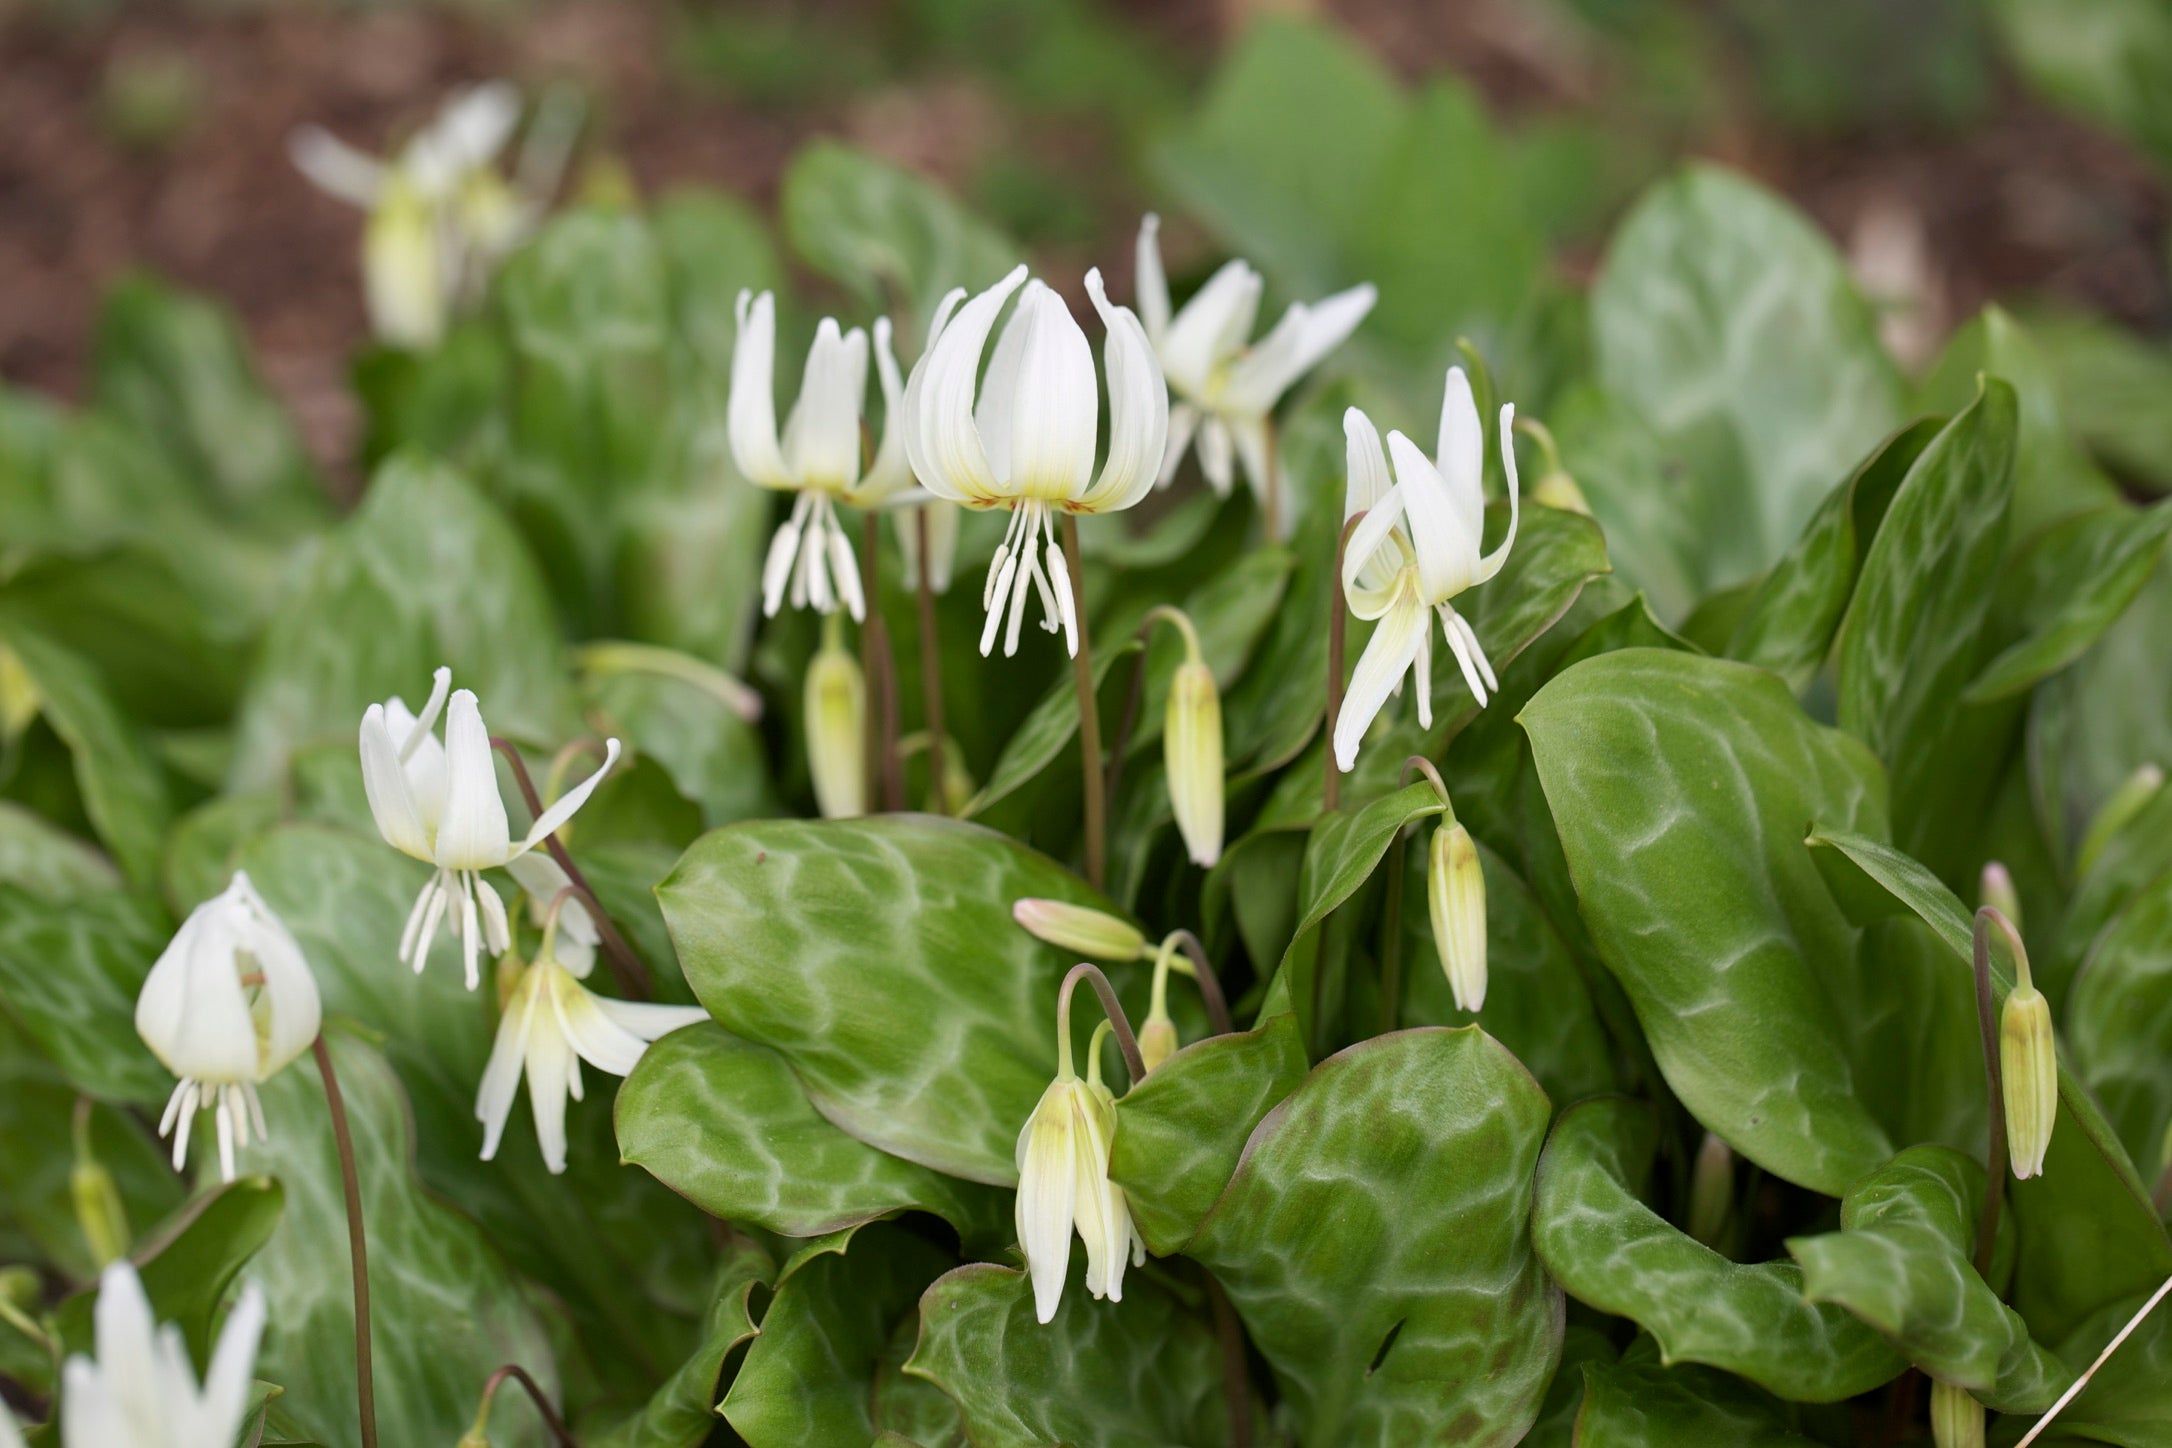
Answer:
1334;589;1426;773
781;318;869;490
1157;402;1199;487
727;291;796;489
1388;430;1481;604
855;316;913;503
905;265;1027;503
1435;366;1485;542
232;873;323;1078
1159;259;1260;397
1221;281;1376;415
1341;480;1410;615
360;704;433;860
1134;213;1171;348
1475;401;1521;585
995;282;1098;501
522;988;576;1174
516;738;623;856
1076;269;1170;514
477;967;539;1160
432;691;515;869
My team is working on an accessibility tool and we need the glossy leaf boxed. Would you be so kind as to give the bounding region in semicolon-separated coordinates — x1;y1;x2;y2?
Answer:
965;641;1138;821
1191;1028;1561;1446
589;1234;771;1448
0;800;118;898
0;884;173;1104
1966;500;2172;704
1571;1356;1821;1447
2063;869;2172;1179
1530;1098;1903;1401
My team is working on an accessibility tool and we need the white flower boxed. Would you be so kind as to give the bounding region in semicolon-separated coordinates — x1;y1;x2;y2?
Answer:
60;1260;265;1448
1135;214;1374;517
1334;367;1520;773
902;265;1169;658
476;916;706;1174
358;668;621;991
895;495;961;596
1014;1025;1142;1324
136;873;322;1183
506;853;597;978
728;293;916;622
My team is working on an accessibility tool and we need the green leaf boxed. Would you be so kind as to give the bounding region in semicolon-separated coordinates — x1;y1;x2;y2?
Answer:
1520;1325;1617;1448
2031;564;2172;871
779;140;1017;350
1571;1356;1822;1447
722;1222;954;1447
1590;165;1904;596
1990;0;2172;173
228;454;577;790
1109;1008;1309;1256
1727;417;1941;690
240;1032;561;1448
2066;869;2172;1179
0;885;173;1104
965;641;1139;821
583;656;777;827
2027;306;2172;491
1522;649;1894;1194
0;801;119;898
652;187;783;374
2044;1281;2172;1445
585;1233;770;1448
1965;500;2172;704
660;815;1133;1185
1190;1028;1559;1445
1530;1097;1903;1401
617;1022;1007;1246
0;622;173;886
1800;828;2172;1340
905;1263;1232;1448
1787;1146;2069;1410
1836;380;2019;879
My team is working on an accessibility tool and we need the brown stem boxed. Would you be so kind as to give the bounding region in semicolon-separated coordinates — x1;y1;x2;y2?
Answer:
1061;962;1145;1086
312;1035;377;1448
1206;1270;1254;1448
1401;754;1450;807
1165;929;1237;1037
1378;828;1409;1038
1261;412;1280;544
1061;515;1106;890
479;1364;580;1448
489;738;647;1001
2154;1159;2172;1217
913;508;949;814
1323;512;1366;814
1972;906;2013;1277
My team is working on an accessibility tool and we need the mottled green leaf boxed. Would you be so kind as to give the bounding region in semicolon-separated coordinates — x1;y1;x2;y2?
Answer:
1191;1028;1560;1445
589;1234;771;1448
965;641;1138;821
617;1023;1007;1246
1531;1097;1903;1401
906;1263;1231;1448
0;801;118;898
0;884;172;1104
1966;501;2172;704
2027;305;2172;491
2045;1281;2172;1446
2067;869;2172;1178
584;658;776;827
1571;1356;1821;1447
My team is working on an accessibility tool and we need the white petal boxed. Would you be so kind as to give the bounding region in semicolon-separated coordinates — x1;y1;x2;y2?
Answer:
1388;431;1481;605
780;318;869;491
523;993;576;1174
1220;282;1375;415
1334;590;1426;773
359;705;432;860
432;691;514;869
1435;367;1485;545
825;504;866;623
233;875;323;1078
477;969;539;1161
137;893;258;1084
1015;1083;1079;1324
1230;415;1273;518
199;1282;266;1444
1342;484;1412;618
1046;535;1079;659
433;82;521;169
856;316;912;503
1076;269;1170;515
993;282;1098;501
91;1262;159;1414
516;737;622;855
905;265;1027;503
1476;402;1521;585
1442;608;1492;708
592;995;712;1044
288;126;384;207
1157;402;1199;488
1134;213;1171;349
1198;416;1234;497
1159;259;1259;398
553;971;703;1077
727;291;796;489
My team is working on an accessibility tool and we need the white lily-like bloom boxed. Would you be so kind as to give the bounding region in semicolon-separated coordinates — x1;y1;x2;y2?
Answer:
1334;367;1520;773
477;903;706;1174
358;668;621;991
1135;214;1374;517
728;292;918;621
136;873;322;1183
902;265;1169;658
1014;1009;1143;1323
60;1260;265;1448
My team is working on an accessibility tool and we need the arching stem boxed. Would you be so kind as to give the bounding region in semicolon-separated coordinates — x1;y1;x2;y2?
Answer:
1163;929;1237;1037
312;1034;377;1448
473;1363;581;1448
1058;962;1145;1087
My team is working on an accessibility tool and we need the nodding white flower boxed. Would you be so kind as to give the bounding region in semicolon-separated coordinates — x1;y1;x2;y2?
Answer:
358;668;621;991
728;292;915;622
1334;367;1520;773
60;1260;265;1448
1135;213;1375;517
505;853;596;977
902;265;1169;658
1015;1019;1142;1323
136;873;321;1183
477;908;706;1174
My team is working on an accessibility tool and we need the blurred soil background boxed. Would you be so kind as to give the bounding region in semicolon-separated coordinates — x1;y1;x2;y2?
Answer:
2;0;2168;470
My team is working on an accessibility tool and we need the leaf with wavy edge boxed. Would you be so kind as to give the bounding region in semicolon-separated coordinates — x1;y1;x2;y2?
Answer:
590;1233;771;1448
1788;1146;2069;1409
1532;1097;1903;1402
1190;1028;1560;1446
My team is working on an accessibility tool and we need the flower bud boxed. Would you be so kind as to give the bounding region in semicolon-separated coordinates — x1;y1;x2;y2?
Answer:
2001;977;2057;1180
1979;861;2021;937
71;1158;131;1269
1427;822;1487;1012
1011;899;1144;962
1166;659;1224;868
1138;1012;1179;1074
0;642;37;745
1930;1380;1985;1448
804;639;866;820
0;1265;37;1316
1687;1132;1733;1248
2078;763;2164;877
364;170;445;349
1532;470;1592;517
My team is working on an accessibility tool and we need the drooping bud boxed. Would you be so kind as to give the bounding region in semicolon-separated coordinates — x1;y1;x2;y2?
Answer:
1979;861;2021;937
1532;470;1592;517
1427;821;1487;1012
1999;936;2057;1180
2078;763;2165;877
1930;1380;1985;1448
1011;899;1145;963
1687;1132;1733;1248
70;1133;131;1270
1166;657;1224;868
363;169;446;349
1137;940;1182;1073
804;629;866;820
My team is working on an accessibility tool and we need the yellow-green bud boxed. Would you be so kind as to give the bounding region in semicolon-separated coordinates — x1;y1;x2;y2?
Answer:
1011;899;1145;962
1979;862;2021;936
0;1266;38;1316
1166;659;1224;868
1930;1380;1985;1448
71;1158;131;1268
2078;763;2164;877
1687;1132;1733;1248
1532;470;1592;517
458;1430;492;1448
364;170;445;349
2000;961;2057;1180
804;640;866;820
0;642;37;745
1427;822;1487;1012
1138;1012;1179;1074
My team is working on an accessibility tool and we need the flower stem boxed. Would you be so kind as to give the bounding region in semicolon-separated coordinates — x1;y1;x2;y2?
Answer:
475;1364;581;1448
1205;1269;1254;1448
1106;607;1200;813
312;1034;377;1448
1060;515;1106;891
1261;413;1281;544
914;508;950;815
1323;512;1366;814
1163;929;1236;1037
489;738;648;1001
1971;906;2015;1276
1378;831;1409;1038
1058;962;1146;1086
857;512;906;814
